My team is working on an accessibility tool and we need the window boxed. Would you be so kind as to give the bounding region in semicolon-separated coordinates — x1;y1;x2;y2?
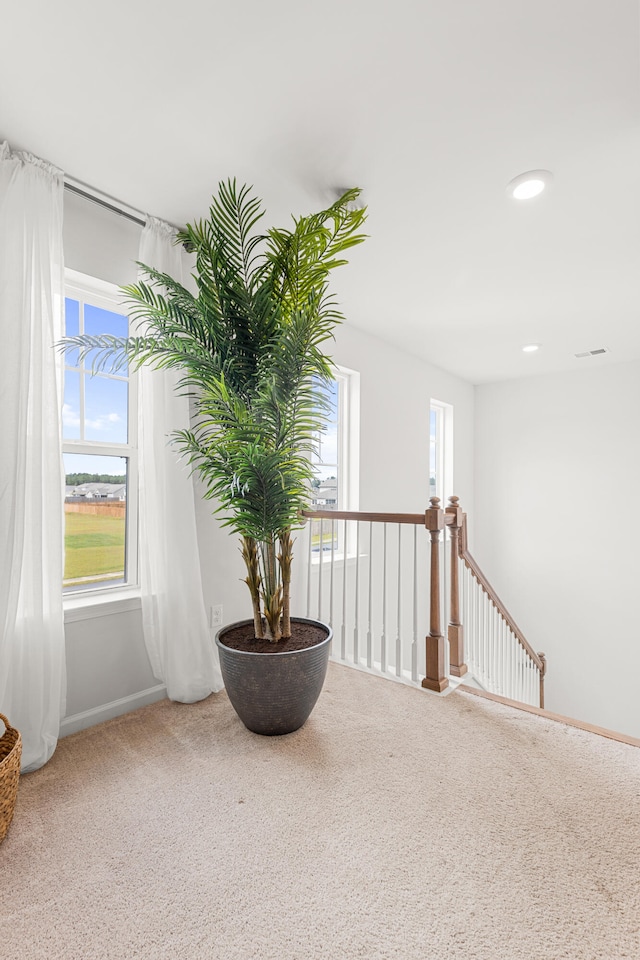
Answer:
311;368;358;512
311;377;339;510
309;367;359;557
429;399;453;503
62;270;138;594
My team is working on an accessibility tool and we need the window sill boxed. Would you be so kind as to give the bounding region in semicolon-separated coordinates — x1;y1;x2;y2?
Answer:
63;587;142;623
310;552;364;566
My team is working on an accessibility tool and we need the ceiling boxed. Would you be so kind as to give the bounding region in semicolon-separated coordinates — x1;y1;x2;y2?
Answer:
2;0;639;384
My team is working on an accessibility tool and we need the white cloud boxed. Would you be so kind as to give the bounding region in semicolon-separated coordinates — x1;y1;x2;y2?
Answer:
62;403;80;427
86;413;121;431
62;404;122;432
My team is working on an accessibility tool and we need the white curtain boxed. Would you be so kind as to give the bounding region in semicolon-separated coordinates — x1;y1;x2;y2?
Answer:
137;218;223;702
0;142;66;772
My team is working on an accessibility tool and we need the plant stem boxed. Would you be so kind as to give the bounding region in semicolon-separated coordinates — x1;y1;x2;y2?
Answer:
279;528;293;638
261;537;282;641
241;536;264;639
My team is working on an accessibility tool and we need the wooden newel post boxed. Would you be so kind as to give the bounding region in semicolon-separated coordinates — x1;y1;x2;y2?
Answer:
538;652;547;709
422;497;449;693
446;496;467;678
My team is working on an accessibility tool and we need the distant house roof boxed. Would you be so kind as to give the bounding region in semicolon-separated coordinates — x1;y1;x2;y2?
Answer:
66;483;126;499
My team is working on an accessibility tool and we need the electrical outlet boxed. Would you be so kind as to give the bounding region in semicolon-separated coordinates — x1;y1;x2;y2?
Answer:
210;605;223;629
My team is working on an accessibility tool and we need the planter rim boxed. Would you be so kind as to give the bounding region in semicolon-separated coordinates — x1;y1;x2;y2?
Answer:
215;616;332;657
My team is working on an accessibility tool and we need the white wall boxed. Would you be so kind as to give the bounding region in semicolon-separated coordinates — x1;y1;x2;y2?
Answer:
63;189;140;287
63;604;162;734
332;322;475;516
474;359;640;738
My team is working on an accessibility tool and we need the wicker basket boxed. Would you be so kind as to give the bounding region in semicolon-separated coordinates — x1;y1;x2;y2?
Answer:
0;713;22;844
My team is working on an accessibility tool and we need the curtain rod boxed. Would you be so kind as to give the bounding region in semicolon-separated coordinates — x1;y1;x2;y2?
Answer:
63;177;182;233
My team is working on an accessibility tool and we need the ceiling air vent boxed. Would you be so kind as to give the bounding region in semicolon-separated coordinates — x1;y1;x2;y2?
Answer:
574;347;609;359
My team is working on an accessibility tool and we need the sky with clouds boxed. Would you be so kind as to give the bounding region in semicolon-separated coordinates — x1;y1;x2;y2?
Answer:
63;297;129;476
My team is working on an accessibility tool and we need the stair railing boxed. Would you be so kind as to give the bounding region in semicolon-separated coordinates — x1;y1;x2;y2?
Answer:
299;496;546;707
452;497;547;707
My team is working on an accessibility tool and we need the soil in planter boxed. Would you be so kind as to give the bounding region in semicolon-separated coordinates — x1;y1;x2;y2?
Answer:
220;621;329;654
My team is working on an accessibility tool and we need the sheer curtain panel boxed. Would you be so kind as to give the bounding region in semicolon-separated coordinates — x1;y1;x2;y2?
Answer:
137;219;223;702
0;143;66;771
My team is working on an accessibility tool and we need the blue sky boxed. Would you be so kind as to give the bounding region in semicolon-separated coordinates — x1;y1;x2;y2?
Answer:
63;299;129;443
63;298;129;477
63;372;128;443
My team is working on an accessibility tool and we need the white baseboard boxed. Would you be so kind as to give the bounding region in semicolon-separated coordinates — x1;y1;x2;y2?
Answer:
60;684;167;737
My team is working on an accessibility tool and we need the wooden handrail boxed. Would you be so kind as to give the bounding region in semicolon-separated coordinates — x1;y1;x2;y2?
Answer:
458;512;546;676
305;508;458;526
302;509;426;525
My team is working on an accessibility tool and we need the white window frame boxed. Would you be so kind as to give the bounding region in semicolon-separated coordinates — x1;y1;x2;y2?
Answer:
309;365;359;565
311;365;359;513
62;268;139;602
429;398;454;504
335;366;359;513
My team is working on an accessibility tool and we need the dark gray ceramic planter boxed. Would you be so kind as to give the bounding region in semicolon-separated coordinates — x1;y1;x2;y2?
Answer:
215;617;332;736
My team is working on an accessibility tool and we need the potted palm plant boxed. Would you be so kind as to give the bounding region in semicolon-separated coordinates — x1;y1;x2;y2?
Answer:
62;179;366;735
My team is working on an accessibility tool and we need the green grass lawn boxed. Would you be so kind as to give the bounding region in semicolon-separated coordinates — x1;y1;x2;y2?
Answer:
64;510;125;584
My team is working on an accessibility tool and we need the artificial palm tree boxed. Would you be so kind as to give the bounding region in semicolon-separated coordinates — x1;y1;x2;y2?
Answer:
62;179;366;642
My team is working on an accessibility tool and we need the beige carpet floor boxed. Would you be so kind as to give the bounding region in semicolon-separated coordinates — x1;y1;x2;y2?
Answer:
2;663;640;960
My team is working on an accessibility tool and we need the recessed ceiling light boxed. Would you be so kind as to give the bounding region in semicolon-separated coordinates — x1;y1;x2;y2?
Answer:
522;343;540;353
507;170;553;200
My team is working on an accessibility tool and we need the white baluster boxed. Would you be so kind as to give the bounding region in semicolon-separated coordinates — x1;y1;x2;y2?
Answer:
500;618;506;697
306;518;312;618
396;524;402;677
482;590;487;688
329;519;335;628
510;640;516;700
486;594;491;690
493;611;498;694
411;525;418;683
473;573;479;677
381;523;387;675
341;519;347;661
367;521;373;668
476;579;481;678
471;569;477;676
317;519;323;620
481;590;485;685
469;570;475;676
517;637;522;700
354;521;360;666
461;563;467;675
474;583;480;682
496;615;502;695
